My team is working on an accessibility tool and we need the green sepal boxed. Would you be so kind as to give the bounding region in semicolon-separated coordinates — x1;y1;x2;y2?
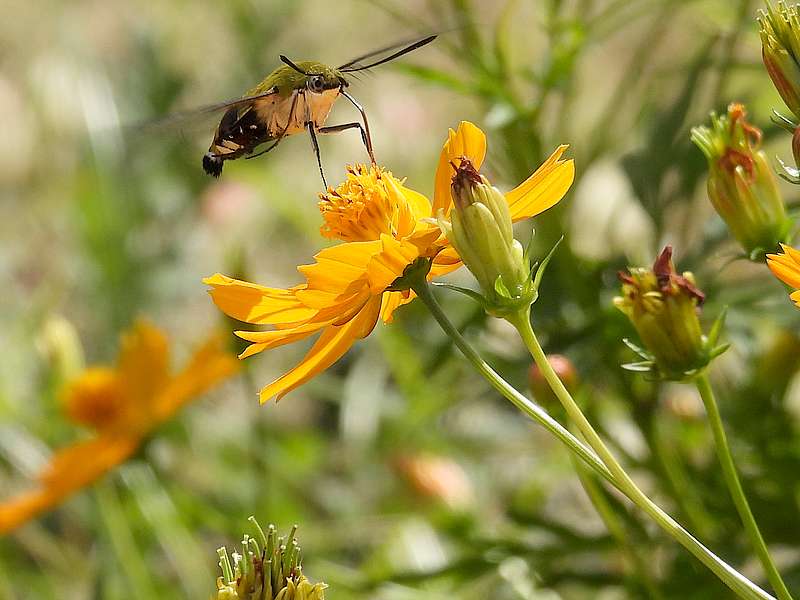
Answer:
493;274;513;299
622;338;653;361
709;343;730;360
621;361;655;372
706;306;727;348
771;109;798;133
431;282;489;308
777;156;800;184
532;235;564;293
523;227;537;261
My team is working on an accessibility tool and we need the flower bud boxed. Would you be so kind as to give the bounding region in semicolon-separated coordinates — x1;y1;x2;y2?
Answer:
438;159;533;314
614;246;726;380
528;354;579;404
691;103;790;258
394;453;474;510
215;520;327;600
759;3;800;120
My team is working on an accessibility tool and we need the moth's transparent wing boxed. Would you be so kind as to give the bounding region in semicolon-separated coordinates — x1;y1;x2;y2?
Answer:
125;87;279;136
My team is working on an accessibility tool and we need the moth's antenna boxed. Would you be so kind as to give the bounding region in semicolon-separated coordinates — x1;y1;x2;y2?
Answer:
339;35;437;73
280;55;310;75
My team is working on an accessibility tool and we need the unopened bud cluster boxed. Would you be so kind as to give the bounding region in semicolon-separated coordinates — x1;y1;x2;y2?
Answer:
691;104;789;258
439;159;535;316
759;3;800;120
216;519;327;600
614;246;726;380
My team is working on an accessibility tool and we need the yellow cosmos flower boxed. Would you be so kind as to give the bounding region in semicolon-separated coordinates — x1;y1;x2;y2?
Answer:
0;320;239;534
767;244;800;307
205;121;574;402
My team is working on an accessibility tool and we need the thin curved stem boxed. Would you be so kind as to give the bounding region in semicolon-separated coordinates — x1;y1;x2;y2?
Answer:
412;276;774;599
695;373;793;600
505;308;775;600
411;280;615;485
571;451;664;599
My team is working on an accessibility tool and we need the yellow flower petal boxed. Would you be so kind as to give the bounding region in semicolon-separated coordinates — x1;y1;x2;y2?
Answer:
298;240;382;293
234;286;373;360
152;332;240;422
767;252;800;288
380;290;415;323
260;296;383;402
433;122;487;216
235;322;327;359
204;273;316;325
117;320;170;405
506;145;575;221
400;184;434;223
0;435;140;535
791;290;800;307
430;246;464;278
366;234;424;294
781;243;800;266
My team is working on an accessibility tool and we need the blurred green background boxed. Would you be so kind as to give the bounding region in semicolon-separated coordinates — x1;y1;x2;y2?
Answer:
2;0;800;598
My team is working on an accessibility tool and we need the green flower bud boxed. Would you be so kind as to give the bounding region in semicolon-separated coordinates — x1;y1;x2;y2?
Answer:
691;103;790;259
439;159;534;315
759;2;800;120
614;246;727;380
215;519;327;600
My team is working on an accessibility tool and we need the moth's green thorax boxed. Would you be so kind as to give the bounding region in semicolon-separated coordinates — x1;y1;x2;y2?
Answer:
248;62;345;97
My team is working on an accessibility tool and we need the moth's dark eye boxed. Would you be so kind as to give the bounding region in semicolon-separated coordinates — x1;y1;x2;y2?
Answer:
309;75;325;93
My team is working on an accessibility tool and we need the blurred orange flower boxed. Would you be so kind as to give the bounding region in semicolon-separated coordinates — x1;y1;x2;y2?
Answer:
0;320;239;534
767;244;800;307
394;453;474;510
205;121;574;402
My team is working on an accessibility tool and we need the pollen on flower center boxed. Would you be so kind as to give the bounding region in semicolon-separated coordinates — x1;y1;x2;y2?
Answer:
318;164;416;242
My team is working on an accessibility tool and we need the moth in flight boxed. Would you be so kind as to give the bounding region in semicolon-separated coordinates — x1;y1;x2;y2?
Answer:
155;35;437;186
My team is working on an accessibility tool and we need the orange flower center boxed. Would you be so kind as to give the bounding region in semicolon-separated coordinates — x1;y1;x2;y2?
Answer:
63;367;127;430
318;164;419;242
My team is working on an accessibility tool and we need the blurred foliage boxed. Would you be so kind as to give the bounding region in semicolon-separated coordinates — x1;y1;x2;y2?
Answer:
2;0;800;599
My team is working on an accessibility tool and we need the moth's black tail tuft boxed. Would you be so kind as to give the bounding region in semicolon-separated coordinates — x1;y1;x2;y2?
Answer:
203;153;223;177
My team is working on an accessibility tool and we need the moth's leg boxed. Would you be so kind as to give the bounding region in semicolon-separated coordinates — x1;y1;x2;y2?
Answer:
306;122;327;189
318;122;369;151
340;90;375;164
244;138;283;160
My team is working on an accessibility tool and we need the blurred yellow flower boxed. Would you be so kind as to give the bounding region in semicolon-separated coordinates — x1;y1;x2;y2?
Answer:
767;244;800;307
0;320;239;534
206;122;574;402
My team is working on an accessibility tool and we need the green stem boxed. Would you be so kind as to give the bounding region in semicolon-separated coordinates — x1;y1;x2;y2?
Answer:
411;281;616;486
505;309;775;600
571;451;664;600
695;373;793;600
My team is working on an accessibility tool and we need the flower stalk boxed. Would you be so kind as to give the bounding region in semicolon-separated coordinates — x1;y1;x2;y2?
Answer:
695;374;794;600
504;309;775;600
615;249;791;599
410;273;774;600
